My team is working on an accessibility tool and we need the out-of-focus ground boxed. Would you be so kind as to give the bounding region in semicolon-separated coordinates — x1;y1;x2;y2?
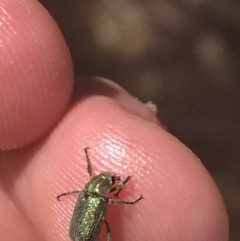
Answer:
39;1;240;240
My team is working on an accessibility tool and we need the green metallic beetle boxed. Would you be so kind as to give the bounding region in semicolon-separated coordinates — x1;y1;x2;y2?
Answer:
57;147;143;241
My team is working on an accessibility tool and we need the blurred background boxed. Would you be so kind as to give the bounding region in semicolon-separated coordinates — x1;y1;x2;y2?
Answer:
39;1;240;240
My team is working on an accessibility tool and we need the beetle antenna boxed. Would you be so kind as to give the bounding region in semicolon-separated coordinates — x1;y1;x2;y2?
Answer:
84;147;92;177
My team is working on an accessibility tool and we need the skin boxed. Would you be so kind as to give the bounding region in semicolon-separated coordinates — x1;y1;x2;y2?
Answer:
0;1;229;241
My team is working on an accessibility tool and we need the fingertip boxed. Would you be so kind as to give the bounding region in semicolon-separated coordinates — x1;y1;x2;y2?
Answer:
11;78;228;241
0;0;73;150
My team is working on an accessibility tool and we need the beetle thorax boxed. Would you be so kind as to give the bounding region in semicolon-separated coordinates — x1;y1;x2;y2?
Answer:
85;172;115;197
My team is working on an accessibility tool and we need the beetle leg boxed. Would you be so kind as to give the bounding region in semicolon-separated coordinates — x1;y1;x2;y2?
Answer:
104;219;112;241
108;194;143;205
56;190;81;201
110;176;131;197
